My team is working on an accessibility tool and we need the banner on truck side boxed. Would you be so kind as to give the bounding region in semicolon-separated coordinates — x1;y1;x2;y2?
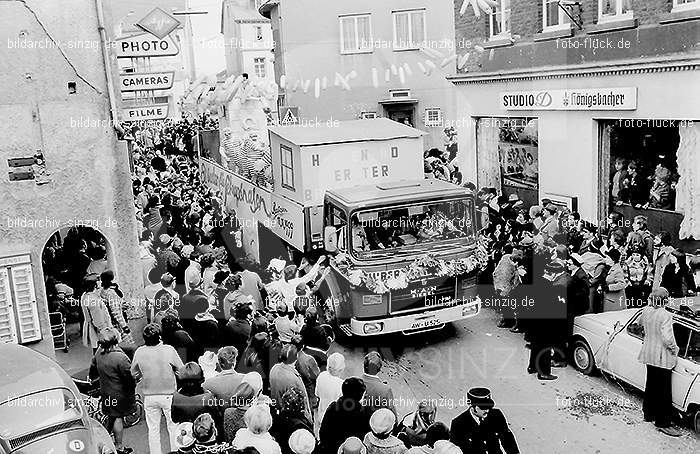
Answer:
199;158;305;251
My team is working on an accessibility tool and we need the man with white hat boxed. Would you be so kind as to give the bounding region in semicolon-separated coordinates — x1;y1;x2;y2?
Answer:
363;408;404;453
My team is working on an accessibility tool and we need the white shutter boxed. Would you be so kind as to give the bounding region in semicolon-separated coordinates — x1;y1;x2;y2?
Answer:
10;265;41;343
0;269;18;344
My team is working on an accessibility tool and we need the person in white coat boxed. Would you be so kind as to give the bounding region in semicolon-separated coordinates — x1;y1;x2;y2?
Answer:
314;352;345;436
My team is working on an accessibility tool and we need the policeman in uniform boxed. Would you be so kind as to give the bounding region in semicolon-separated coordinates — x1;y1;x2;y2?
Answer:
449;387;520;454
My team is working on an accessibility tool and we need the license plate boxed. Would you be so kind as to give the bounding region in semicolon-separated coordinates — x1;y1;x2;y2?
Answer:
409;317;443;330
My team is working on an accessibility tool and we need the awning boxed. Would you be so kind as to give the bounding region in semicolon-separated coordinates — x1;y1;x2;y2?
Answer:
378;98;418;105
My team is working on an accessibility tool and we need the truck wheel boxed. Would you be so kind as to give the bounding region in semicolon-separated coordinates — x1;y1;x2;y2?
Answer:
571;338;596;375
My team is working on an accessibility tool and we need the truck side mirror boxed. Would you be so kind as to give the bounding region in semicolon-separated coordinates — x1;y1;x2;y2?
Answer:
324;226;337;253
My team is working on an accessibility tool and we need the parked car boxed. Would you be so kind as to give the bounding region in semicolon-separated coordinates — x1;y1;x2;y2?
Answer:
0;344;116;454
571;297;700;433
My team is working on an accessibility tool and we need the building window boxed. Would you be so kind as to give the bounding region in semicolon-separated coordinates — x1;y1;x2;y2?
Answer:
0;262;41;345
673;0;700;11
598;0;633;22
601;120;683;213
424;108;442;127
543;0;570;30
360;112;377;119
489;0;511;38
339;14;373;54
254;57;266;78
392;9;426;50
280;144;294;190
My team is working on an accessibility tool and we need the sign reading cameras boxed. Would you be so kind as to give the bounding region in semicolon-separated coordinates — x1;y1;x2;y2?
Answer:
116;33;179;58
500;87;637;111
120;72;175;92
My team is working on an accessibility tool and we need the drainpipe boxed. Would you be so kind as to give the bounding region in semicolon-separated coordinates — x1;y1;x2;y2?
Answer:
95;0;124;135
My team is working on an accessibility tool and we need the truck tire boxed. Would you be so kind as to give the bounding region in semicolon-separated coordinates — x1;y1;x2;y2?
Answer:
571;338;596;375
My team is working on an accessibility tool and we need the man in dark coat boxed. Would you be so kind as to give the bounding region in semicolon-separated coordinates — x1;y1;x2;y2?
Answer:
361;351;397;417
527;261;568;380
450;387;519;454
222;302;252;365
319;377;372;453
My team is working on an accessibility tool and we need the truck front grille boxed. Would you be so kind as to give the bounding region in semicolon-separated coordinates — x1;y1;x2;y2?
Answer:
390;277;456;315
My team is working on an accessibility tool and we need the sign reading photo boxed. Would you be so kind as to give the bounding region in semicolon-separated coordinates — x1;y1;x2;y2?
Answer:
500;87;637;111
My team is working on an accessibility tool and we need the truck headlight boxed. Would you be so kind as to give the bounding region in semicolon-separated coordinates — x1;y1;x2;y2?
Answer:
362;295;383;306
363;322;384;334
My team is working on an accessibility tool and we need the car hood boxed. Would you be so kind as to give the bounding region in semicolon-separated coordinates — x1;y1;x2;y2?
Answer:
575;309;639;329
9;428;94;454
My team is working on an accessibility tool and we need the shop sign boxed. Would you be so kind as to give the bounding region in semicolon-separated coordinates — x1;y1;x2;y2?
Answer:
116;33;179;58
136;8;180;39
500;87;637;111
123;104;169;121
120;72;175;92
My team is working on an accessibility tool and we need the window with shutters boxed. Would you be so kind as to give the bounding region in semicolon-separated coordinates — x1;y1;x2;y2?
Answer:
280;144;295;190
0;259;42;345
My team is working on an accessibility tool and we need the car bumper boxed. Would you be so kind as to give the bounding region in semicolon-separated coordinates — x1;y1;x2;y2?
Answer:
349;297;481;335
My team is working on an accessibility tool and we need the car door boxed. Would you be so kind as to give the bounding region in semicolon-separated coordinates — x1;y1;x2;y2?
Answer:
671;324;700;411
605;311;647;389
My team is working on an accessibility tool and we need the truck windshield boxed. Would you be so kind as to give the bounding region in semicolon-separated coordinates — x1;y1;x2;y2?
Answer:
0;388;82;439
350;198;475;260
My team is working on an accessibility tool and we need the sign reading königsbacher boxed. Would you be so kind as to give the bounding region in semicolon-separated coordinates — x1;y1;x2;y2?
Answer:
500;87;637;111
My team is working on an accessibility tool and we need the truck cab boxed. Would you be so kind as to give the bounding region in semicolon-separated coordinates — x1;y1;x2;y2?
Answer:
320;179;482;336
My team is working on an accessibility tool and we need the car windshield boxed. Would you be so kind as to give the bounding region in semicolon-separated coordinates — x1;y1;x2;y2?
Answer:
350;198;475;260
0;388;82;439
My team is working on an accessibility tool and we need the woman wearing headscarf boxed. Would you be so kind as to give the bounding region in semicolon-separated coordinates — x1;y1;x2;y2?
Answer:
271;387;314;454
89;328;136;454
314;352;345;435
364;408;406;454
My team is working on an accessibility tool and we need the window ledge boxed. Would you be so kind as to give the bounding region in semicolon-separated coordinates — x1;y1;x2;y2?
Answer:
482;36;513;49
588;17;638;34
659;8;700;24
340;49;374;56
534;25;574;42
393;47;421;52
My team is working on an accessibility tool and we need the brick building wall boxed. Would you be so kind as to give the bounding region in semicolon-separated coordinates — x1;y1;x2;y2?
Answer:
453;0;697;74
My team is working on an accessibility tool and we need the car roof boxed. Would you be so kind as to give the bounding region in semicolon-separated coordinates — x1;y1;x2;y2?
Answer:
0;344;76;404
268;118;425;146
326;179;471;209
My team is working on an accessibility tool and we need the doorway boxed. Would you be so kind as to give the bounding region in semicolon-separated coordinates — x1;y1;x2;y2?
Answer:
42;225;114;376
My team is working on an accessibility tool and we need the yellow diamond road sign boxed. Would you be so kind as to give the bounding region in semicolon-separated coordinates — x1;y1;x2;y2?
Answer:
136;7;181;39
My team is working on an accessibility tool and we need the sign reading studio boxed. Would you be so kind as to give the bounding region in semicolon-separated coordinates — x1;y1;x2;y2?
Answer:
500;87;637;111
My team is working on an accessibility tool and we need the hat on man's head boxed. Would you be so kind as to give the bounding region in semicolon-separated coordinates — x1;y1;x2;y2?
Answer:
369;408;396;435
545;203;558;213
519;235;535;248
267;258;286;273
159;234;173;246
467;387;494;409
508;194;520;203
338;436;367;454
288;429;316;454
545;261;565;274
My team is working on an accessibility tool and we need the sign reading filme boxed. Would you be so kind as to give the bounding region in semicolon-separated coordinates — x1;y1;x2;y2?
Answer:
120;72;175;92
116;33;179;58
500;87;637;111
123;104;169;121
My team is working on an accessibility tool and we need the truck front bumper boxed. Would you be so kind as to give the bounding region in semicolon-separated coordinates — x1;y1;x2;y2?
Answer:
348;297;481;336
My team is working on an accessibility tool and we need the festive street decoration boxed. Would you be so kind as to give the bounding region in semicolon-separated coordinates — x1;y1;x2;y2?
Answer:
459;0;498;18
332;251;488;295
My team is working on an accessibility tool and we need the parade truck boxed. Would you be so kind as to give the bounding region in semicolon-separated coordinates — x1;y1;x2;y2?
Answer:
200;118;484;336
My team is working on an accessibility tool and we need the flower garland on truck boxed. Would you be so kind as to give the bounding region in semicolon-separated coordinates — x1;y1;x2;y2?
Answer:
332;244;488;294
